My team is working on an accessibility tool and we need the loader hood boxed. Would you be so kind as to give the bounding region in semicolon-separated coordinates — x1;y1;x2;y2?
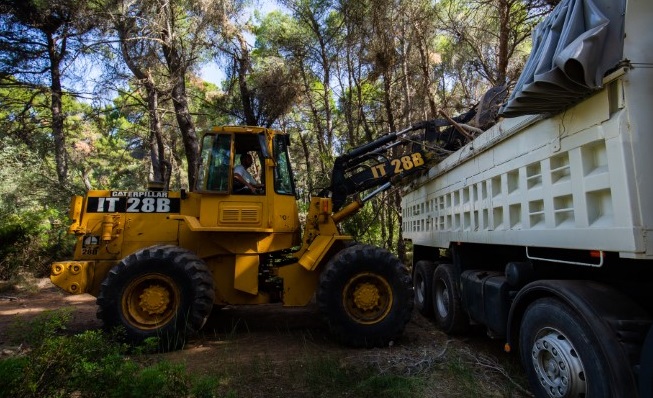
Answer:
500;0;626;117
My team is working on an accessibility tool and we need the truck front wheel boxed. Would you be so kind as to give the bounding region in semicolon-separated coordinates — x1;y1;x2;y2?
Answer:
97;245;214;351
317;244;413;348
519;297;610;398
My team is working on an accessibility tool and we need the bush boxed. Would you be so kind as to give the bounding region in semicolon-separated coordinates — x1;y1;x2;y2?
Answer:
0;208;74;281
0;309;219;398
0;217;32;280
6;307;73;347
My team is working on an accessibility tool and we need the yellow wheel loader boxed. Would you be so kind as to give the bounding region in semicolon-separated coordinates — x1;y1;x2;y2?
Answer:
51;124;433;350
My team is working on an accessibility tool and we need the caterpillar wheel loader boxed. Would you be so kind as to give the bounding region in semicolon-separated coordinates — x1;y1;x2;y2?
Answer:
50;124;434;351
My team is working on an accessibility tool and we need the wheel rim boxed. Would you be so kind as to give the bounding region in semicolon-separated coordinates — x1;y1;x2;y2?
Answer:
434;279;450;319
342;272;393;325
122;273;181;330
415;272;426;306
531;327;587;397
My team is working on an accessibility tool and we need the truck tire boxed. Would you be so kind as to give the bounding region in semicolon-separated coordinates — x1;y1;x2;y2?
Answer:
97;245;214;351
640;325;653;398
317;244;413;348
432;263;467;333
519;297;610;398
413;260;436;317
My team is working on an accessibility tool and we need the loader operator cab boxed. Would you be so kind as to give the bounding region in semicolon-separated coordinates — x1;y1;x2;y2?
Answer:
196;126;296;198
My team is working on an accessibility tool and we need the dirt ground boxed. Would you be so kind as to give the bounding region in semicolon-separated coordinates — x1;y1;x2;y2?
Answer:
0;279;533;397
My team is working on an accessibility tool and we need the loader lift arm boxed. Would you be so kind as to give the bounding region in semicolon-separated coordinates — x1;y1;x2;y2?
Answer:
323;86;507;212
323;117;464;212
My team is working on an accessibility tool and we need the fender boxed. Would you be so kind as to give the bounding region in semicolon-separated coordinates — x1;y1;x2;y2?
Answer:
506;280;650;397
298;235;353;271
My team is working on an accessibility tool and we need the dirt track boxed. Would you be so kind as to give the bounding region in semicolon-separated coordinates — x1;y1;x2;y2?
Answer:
0;279;532;397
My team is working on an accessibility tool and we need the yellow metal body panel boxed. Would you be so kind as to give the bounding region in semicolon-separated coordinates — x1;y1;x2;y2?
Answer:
298;235;334;269
298;235;351;271
277;263;321;306
206;256;270;305
68;196;84;234
234;254;259;294
51;260;126;296
50;261;94;294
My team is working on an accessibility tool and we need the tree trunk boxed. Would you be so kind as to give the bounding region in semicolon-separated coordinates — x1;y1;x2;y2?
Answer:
161;9;199;190
298;132;313;197
496;0;510;85
416;36;438;118
169;72;199;190
298;60;328;178
118;23;169;188
399;23;412;124
144;80;167;184
47;32;67;186
236;33;257;126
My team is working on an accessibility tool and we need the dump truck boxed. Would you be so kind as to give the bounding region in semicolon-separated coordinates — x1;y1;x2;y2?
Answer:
401;0;653;396
50;122;445;351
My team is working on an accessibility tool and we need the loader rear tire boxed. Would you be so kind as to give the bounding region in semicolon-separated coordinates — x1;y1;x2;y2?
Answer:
97;245;214;351
317;244;413;348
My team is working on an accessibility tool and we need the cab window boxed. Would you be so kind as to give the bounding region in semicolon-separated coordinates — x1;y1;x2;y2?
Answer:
273;135;295;195
197;133;231;192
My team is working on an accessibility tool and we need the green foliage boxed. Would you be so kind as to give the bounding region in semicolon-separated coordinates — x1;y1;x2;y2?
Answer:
0;84;142;282
0;310;220;398
0;220;31;280
302;356;405;397
340;198;400;252
191;375;220;398
354;373;421;397
0;356;29;398
6;308;73;347
0;206;74;280
441;356;481;396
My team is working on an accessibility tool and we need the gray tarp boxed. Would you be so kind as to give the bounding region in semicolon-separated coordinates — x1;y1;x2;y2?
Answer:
499;0;626;117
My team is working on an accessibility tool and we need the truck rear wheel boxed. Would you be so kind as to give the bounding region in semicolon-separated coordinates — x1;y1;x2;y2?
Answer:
317;244;413;348
97;245;214;351
432;263;467;333
519;298;610;398
413;260;436;317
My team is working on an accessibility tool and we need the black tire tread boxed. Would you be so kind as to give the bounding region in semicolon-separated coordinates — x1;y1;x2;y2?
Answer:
413;260;436;317
96;245;214;350
317;244;413;348
432;263;467;334
519;297;612;398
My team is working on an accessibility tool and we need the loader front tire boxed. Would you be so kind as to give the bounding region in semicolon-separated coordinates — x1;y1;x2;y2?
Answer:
317;244;413;347
97;245;214;351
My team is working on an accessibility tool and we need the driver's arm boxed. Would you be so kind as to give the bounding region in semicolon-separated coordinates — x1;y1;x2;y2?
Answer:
233;173;258;193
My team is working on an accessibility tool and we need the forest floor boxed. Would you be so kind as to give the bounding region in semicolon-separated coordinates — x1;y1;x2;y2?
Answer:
0;277;533;397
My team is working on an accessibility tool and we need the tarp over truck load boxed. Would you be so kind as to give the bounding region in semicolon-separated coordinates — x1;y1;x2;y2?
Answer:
500;0;626;117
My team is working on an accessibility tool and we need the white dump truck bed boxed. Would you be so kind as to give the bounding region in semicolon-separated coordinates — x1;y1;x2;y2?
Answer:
402;0;653;260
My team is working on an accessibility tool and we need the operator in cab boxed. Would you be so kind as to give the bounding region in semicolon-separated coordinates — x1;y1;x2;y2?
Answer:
234;153;264;194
